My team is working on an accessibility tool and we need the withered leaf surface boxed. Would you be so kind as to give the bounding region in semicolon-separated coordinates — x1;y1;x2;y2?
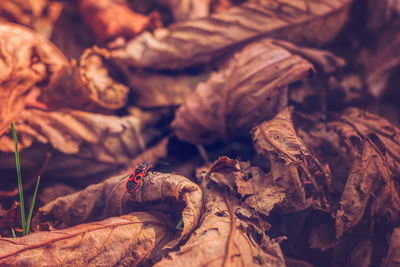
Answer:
358;20;400;98
383;228;400;267
158;0;211;21
252;107;331;212
0;201;20;236
111;0;352;69
34;172;202;248
0;212;172;266
77;0;162;42
42;46;131;110
329;108;400;238
205;157;285;216
0;109;145;182
154;187;285;267
234;162;286;216
0;0;63;38
366;0;400;31
0;23;67;135
172;39;314;144
125;68;210;108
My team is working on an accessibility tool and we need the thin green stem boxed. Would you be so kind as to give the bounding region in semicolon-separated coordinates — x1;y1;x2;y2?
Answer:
11;122;26;235
11;228;16;238
26;176;40;235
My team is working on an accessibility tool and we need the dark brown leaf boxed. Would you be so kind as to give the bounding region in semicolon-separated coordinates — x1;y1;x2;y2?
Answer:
204;157;285;216
329;108;400;238
0;109;145;182
0;201;20;236
172;39;314;144
0;23;67;135
33;172;202;248
366;0;400;32
43;47;130;110
154;186;285;267
158;0;211;21
0;0;63;38
77;0;162;42
111;0;353;69
124;68;210;108
0;212;173;266
252;107;331;212
358;20;400;98
382;228;400;267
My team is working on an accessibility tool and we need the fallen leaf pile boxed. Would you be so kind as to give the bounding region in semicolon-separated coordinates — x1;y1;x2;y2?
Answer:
1;0;400;266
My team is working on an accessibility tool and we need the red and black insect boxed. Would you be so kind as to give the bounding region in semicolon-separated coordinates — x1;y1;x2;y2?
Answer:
125;163;150;193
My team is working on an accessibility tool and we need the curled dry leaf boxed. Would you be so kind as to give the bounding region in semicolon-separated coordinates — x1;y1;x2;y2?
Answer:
0;23;67;135
42;46;130;110
382;228;400;267
0;212;173;266
172;39;314;144
252;107;331;212
111;0;352;69
158;0;211;21
33;172;202;249
154;187;285;267
0;109;145;182
329;108;400;238
77;0;162;42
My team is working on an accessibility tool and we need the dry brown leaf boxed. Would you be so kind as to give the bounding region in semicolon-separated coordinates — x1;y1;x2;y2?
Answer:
358;20;400;98
0;0;63;38
158;0;211;21
154;186;285;267
366;0;400;32
77;0;162;43
33;172;202;248
204;157;285;216
382;228;400;267
235;162;286;216
123;68;210;108
285;258;315;267
111;0;352;69
43;46;130;110
272;40;346;74
0;212;173;266
252;107;331;212
171;39;314;144
49;1;95;60
0;201;20;236
0;23;67;135
0;109;145;182
329;108;400;238
211;0;233;14
349;240;373;267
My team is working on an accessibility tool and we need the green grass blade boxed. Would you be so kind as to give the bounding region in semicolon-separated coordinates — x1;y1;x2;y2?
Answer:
176;219;183;229
26;176;40;235
11;228;16;238
11;122;26;235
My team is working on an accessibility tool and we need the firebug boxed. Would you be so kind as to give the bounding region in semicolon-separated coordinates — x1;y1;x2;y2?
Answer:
125;163;150;193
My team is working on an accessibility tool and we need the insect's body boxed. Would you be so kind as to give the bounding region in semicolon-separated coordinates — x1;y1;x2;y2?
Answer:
125;163;150;192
